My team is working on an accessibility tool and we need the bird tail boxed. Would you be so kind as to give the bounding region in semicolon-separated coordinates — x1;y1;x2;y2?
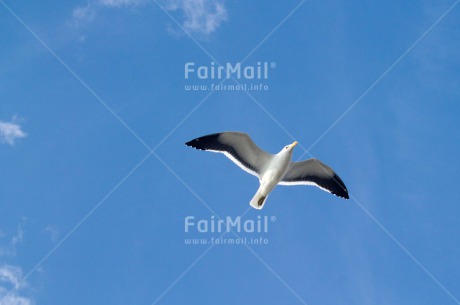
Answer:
250;190;269;210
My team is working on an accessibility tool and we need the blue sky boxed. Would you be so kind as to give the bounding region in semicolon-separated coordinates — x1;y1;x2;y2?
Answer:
1;0;460;304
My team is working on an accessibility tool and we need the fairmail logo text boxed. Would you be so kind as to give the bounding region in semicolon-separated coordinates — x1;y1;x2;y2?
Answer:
184;215;275;233
184;62;275;80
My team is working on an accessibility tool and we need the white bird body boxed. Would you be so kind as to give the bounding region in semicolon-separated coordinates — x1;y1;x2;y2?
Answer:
251;143;296;209
185;132;349;209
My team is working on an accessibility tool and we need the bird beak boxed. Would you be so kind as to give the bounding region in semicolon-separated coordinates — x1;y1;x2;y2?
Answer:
291;141;298;148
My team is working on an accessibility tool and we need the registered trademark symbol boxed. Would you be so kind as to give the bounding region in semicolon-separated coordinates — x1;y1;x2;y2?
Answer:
270;62;276;69
270;216;276;222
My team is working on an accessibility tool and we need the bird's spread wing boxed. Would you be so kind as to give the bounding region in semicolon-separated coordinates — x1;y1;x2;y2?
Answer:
279;158;349;199
185;132;273;178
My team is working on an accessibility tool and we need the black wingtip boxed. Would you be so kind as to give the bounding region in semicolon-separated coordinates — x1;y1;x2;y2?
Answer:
332;174;349;199
338;185;349;200
339;188;349;200
185;133;223;151
185;135;205;147
185;139;204;151
332;191;349;200
185;137;207;150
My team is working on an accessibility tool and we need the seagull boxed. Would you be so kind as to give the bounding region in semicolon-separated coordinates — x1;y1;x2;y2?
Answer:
185;132;349;209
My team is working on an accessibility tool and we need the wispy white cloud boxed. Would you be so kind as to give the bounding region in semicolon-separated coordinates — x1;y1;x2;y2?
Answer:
10;226;23;251
99;0;147;7
71;0;227;35
71;3;96;27
0;225;33;305
0;266;22;288
0;117;26;146
43;226;59;243
71;0;147;28
0;222;24;259
164;0;227;35
0;288;32;305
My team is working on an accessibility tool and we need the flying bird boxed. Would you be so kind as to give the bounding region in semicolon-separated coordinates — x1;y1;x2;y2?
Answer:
185;132;348;209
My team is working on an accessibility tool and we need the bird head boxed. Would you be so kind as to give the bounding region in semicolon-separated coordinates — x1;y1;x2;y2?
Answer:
279;141;298;154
